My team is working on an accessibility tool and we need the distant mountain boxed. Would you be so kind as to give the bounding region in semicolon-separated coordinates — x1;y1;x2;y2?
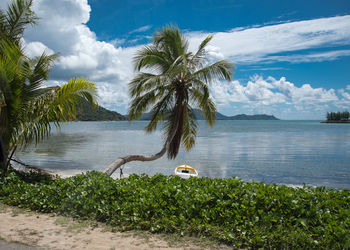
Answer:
75;103;279;121
140;109;279;121
76;101;126;121
227;114;279;120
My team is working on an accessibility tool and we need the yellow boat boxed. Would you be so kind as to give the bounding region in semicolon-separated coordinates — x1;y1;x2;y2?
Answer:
174;164;198;178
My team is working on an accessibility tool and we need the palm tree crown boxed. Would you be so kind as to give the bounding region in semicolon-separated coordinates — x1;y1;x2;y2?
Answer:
0;0;98;173
129;26;235;159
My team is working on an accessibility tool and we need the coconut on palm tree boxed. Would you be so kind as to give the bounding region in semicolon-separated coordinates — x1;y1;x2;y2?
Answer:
103;26;234;176
0;0;98;173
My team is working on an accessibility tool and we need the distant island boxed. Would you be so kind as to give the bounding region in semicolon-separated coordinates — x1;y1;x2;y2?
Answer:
321;111;350;123
75;104;279;121
140;109;279;121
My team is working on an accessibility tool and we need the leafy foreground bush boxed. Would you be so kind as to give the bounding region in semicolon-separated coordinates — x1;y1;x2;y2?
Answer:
0;171;349;248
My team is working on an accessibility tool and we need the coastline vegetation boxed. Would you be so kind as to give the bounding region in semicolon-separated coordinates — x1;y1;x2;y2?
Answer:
326;111;350;121
0;170;349;249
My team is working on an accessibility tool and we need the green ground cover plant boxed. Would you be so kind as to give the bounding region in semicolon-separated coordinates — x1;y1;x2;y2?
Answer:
0;170;349;249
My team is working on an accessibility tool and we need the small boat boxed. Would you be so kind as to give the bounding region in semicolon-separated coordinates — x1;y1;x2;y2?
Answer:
174;164;198;179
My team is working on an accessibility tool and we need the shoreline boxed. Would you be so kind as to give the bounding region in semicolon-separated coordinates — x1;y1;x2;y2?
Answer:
35;168;316;190
321;120;350;123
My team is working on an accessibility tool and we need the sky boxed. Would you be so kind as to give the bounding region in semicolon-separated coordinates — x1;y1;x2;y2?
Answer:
1;0;350;119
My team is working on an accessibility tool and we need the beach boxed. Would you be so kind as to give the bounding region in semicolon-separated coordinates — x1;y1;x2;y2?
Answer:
0;203;229;250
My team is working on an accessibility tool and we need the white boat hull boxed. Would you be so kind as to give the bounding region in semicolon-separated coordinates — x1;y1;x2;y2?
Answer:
174;165;198;178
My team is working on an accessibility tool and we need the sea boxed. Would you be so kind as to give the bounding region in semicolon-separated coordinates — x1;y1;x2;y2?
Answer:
16;120;350;189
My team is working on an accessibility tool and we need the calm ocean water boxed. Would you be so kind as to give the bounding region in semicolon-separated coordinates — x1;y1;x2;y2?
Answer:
16;120;350;189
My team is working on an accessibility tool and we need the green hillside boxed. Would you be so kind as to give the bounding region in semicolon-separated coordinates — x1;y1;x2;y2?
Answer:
76;101;126;121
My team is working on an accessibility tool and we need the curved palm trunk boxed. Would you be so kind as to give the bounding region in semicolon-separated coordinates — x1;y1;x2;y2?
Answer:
103;121;179;176
103;141;168;176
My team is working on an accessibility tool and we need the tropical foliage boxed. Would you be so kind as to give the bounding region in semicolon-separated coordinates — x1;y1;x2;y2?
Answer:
129;26;234;158
0;0;97;172
1;170;349;249
0;0;38;46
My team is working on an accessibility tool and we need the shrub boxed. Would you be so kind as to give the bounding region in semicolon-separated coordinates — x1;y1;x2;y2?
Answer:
0;170;349;248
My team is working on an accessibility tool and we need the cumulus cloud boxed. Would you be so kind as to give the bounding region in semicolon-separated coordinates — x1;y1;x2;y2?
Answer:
23;41;55;58
211;75;339;108
20;0;138;112
336;88;350;109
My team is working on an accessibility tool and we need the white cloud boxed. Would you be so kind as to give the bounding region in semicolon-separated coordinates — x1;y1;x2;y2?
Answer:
339;89;350;100
187;15;350;64
211;75;339;108
264;50;350;63
212;76;348;119
2;0;348;117
23;41;55;58
21;0;138;112
271;77;338;103
129;25;152;34
336;88;350;109
109;38;126;47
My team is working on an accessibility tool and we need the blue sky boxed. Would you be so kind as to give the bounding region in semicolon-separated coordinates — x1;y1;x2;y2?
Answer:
87;0;350;88
1;0;350;119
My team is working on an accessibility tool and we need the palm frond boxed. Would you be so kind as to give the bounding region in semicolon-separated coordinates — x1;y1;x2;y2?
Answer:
5;0;37;44
193;60;235;84
181;107;197;151
191;34;213;66
133;45;170;72
189;80;216;126
51;77;97;120
144;90;173;132
24;52;58;99
154;25;188;61
11;77;97;149
129;25;234;160
128;87;165;121
129;72;166;98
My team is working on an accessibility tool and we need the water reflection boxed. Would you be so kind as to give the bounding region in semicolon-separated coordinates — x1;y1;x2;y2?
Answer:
16;121;350;189
21;132;91;157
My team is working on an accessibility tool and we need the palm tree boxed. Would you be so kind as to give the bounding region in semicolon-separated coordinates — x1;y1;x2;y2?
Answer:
103;26;234;176
0;39;97;173
0;0;37;48
0;0;98;173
